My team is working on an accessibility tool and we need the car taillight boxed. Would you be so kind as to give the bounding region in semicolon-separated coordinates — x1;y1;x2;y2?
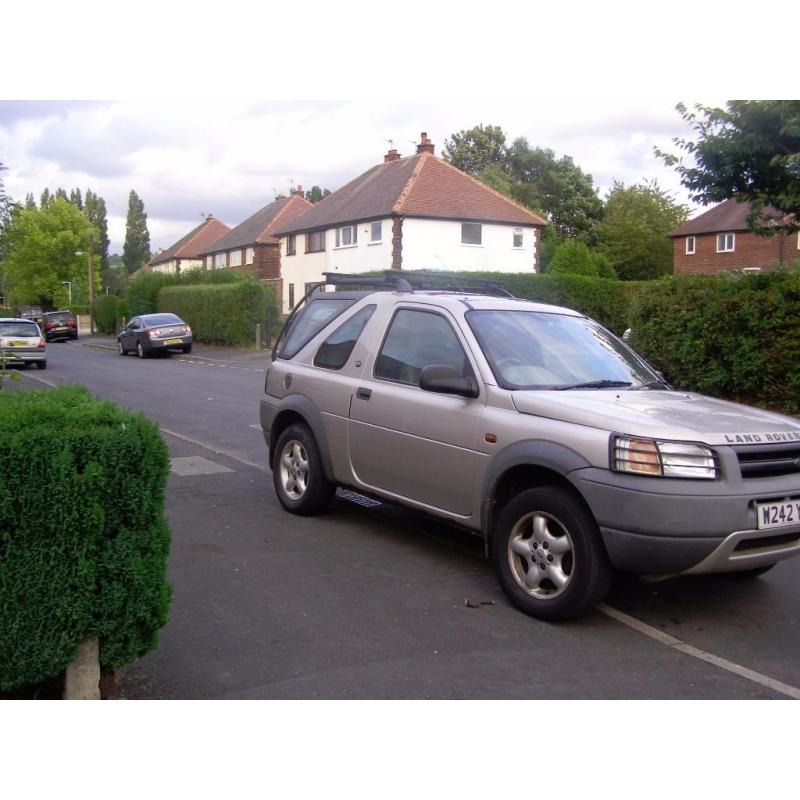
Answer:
183;326;190;334
37;339;46;349
45;322;54;329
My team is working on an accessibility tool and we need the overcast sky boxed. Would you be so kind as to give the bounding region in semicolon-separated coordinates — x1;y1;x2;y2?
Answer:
1;99;712;254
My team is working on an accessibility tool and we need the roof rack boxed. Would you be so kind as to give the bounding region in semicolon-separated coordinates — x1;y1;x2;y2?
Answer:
323;270;516;298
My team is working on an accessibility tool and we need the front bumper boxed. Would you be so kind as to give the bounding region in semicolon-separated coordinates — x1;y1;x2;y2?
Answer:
571;466;800;575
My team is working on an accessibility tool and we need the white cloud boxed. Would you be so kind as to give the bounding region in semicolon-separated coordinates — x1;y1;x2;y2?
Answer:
2;99;714;252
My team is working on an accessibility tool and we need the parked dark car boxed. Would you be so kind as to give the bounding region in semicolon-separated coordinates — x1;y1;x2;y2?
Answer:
17;305;44;325
42;310;78;342
117;313;193;358
0;317;47;369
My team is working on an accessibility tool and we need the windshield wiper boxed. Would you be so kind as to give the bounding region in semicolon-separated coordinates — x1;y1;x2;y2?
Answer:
629;379;670;391
556;380;633;391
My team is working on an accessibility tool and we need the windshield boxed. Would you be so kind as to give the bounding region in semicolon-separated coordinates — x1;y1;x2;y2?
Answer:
466;310;659;390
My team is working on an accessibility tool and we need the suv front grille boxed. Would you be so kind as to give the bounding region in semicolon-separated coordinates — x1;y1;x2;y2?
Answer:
734;443;800;479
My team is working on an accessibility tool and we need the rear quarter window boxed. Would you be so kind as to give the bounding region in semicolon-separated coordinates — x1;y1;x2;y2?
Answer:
279;298;356;359
313;305;376;370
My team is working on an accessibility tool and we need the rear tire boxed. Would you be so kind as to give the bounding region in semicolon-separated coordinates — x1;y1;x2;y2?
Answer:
36;361;47;370
137;341;147;359
272;423;335;516
493;485;612;621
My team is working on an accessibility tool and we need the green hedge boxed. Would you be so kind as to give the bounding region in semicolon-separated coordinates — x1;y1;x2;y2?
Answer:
427;271;642;335
92;294;120;334
628;273;800;412
128;272;177;316
158;281;278;346
0;386;171;691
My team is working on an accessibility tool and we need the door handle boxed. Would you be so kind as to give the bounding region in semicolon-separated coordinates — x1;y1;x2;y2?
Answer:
356;388;372;401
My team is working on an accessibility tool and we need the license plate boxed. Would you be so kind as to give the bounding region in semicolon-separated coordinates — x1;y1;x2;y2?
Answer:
756;499;800;530
163;338;182;345
56;327;68;331
7;340;28;347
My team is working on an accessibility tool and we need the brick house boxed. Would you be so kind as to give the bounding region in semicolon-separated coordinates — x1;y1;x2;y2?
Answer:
148;215;231;275
669;198;798;276
198;192;313;299
273;132;547;313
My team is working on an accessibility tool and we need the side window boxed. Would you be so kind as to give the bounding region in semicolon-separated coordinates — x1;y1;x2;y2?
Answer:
313;305;376;370
279;298;356;359
374;309;473;386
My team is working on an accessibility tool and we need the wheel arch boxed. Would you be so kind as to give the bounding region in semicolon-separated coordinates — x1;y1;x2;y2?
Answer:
269;396;335;482
480;441;597;553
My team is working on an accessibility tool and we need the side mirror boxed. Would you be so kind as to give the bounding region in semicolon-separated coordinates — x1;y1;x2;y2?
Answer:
419;364;479;399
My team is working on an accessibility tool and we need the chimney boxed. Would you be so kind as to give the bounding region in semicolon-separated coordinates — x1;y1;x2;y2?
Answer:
290;184;304;197
416;132;434;155
384;148;401;163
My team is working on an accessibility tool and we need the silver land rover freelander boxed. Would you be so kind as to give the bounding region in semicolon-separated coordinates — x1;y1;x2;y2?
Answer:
260;272;800;620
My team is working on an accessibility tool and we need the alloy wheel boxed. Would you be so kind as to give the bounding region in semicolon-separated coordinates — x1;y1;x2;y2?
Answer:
279;440;309;500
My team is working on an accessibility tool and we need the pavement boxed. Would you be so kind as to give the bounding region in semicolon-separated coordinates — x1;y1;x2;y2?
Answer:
79;334;271;363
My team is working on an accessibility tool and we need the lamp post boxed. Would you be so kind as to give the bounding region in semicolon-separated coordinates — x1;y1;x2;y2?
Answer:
61;281;72;304
75;235;96;333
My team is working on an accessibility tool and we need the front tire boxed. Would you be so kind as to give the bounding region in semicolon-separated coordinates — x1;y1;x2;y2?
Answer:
493;486;612;621
272;424;335;516
183;344;192;354
118;340;126;356
137;341;147;359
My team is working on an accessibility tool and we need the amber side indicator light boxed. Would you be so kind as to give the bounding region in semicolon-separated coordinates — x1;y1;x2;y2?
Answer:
485;433;497;444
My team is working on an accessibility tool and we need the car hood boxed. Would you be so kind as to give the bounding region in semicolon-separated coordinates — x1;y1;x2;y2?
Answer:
511;390;800;446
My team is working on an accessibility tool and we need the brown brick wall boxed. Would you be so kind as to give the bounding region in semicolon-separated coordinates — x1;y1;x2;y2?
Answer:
673;231;796;275
391;217;403;269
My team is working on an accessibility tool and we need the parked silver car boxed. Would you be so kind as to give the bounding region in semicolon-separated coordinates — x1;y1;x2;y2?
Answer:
260;274;800;620
0;317;47;369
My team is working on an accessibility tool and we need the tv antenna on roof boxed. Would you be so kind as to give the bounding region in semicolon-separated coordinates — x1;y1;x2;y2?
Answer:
385;139;394;149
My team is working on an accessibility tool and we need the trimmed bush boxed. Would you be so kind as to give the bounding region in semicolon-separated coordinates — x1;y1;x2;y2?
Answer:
158;280;278;347
0;386;171;691
548;241;600;277
628;273;800;412
128;272;177;316
92;294;120;334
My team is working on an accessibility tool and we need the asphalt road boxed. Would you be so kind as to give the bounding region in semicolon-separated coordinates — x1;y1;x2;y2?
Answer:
17;338;800;699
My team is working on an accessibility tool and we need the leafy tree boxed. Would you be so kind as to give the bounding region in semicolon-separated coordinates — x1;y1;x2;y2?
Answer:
69;188;83;210
442;125;604;244
304;186;331;203
40;188;51;208
597;180;687;281
657;101;800;234
123;190;151;275
442;124;508;175
2;199;97;307
55;187;69;202
24;193;36;210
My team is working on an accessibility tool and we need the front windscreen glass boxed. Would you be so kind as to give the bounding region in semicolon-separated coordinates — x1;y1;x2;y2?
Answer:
466;310;659;390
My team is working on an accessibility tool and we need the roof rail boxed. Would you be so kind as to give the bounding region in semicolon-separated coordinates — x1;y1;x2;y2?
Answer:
322;270;516;298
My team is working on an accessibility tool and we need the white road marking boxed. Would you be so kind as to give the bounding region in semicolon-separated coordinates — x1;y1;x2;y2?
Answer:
160;427;269;473
170;456;234;476
599;604;800;699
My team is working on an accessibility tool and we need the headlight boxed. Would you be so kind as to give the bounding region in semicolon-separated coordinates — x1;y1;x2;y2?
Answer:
612;435;718;479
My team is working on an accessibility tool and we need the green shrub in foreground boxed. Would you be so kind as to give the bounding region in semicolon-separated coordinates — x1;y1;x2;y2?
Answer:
0;385;171;691
158;281;278;346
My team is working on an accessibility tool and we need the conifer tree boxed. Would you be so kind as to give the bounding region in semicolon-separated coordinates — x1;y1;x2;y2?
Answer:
122;190;151;274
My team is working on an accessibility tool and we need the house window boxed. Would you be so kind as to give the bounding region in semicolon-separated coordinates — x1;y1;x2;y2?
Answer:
214;252;226;268
686;236;696;255
370;221;382;243
288;284;295;309
513;227;523;248
229;250;242;268
245;247;255;264
796;232;800;250
206;255;213;268
716;233;735;253
306;230;326;253
461;222;482;245
286;235;296;256
335;225;357;247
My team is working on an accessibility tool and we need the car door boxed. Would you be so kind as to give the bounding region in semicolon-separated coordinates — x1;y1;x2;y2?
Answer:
347;305;485;517
121;318;140;349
